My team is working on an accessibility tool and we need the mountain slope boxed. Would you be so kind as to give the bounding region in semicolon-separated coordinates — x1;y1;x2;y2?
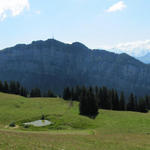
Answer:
137;53;150;64
0;39;150;96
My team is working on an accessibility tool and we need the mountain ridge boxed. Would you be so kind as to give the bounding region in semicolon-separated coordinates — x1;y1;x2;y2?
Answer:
0;39;150;96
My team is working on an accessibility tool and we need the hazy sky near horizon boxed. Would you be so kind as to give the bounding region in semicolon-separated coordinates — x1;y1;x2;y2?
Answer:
0;0;150;56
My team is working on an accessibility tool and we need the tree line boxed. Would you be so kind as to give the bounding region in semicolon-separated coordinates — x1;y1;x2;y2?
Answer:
0;80;56;98
0;80;149;118
63;86;149;118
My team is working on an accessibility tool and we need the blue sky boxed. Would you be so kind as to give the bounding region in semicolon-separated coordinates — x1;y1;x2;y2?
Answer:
0;0;150;56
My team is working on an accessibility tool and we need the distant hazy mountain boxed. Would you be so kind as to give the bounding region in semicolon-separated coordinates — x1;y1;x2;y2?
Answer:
0;39;150;96
137;53;150;64
108;48;150;64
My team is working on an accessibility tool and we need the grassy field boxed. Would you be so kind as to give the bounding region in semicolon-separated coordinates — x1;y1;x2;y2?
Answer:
0;92;150;150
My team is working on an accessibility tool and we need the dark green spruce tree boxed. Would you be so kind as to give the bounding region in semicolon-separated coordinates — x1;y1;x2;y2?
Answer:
101;86;111;109
15;81;20;95
86;87;98;118
30;88;41;97
112;90;119;110
47;90;55;97
97;88;103;108
74;86;81;101
145;95;150;110
119;91;125;110
71;88;75;100
79;86;88;116
63;87;71;100
20;86;28;97
111;89;115;110
95;86;99;97
3;81;9;93
137;98;148;113
9;81;17;94
127;93;135;111
0;81;3;92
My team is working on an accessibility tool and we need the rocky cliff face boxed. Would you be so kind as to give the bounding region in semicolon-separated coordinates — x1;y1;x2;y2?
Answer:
0;39;150;96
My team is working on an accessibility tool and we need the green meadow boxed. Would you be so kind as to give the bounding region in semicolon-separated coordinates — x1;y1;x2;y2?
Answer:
0;92;150;150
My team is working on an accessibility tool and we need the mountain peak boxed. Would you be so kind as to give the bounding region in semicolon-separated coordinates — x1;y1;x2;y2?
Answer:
0;38;150;96
71;42;88;49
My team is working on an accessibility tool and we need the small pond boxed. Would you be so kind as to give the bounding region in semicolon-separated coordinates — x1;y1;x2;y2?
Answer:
24;120;52;127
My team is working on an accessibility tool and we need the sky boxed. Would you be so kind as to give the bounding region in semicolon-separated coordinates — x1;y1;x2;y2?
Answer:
0;0;150;57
